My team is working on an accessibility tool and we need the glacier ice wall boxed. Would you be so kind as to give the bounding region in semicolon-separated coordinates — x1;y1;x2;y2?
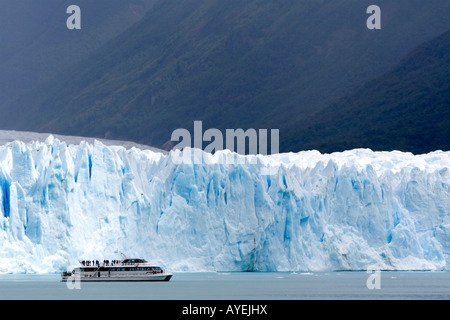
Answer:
0;136;449;273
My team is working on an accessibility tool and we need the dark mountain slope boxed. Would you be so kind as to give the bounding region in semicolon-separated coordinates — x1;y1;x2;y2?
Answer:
1;0;449;151
283;29;450;154
0;0;156;107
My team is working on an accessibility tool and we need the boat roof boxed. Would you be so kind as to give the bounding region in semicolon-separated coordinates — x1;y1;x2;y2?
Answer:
122;258;147;263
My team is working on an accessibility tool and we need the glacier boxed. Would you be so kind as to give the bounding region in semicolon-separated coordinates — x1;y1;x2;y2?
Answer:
0;135;449;273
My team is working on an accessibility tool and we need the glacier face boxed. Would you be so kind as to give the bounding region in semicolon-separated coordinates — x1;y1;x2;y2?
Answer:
0;136;449;273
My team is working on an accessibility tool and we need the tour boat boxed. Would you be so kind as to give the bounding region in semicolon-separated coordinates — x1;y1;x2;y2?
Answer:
61;255;172;282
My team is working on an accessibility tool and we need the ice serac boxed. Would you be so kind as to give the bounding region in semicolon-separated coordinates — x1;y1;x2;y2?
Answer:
0;136;449;273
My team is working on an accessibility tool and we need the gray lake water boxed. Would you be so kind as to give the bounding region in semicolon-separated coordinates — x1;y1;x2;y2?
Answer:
0;271;449;300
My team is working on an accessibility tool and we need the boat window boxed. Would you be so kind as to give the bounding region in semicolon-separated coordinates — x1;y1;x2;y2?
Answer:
111;268;125;271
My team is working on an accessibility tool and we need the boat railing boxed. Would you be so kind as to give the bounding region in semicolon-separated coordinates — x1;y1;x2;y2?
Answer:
78;260;160;269
79;260;122;267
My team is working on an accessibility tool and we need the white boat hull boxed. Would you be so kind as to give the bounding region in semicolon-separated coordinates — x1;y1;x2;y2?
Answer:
61;273;173;282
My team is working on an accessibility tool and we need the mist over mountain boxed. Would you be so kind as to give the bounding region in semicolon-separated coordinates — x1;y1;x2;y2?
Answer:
0;0;449;153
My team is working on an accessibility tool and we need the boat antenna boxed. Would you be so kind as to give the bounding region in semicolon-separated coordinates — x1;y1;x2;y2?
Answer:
114;250;128;260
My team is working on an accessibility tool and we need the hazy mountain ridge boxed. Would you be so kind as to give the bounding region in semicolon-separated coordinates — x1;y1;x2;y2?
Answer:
0;130;164;153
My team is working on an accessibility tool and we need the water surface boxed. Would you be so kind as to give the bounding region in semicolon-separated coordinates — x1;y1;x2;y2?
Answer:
0;271;448;300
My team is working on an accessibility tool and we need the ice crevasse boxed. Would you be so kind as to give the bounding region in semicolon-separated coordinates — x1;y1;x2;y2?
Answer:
0;136;449;273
